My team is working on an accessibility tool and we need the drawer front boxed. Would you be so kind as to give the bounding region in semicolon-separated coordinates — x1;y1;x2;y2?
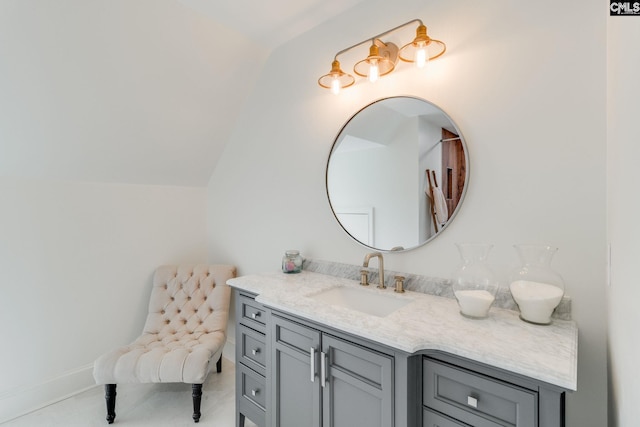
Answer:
239;363;267;411
423;408;470;427
273;314;320;356
238;293;266;333
423;358;537;427
323;333;392;389
239;324;267;375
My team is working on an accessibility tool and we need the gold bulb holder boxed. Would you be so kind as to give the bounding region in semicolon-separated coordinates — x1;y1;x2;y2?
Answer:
353;39;398;78
399;25;446;63
318;59;355;90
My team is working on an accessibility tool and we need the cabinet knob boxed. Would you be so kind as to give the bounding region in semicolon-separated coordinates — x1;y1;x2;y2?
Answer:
467;395;478;408
250;312;260;319
251;348;260;356
251;389;259;397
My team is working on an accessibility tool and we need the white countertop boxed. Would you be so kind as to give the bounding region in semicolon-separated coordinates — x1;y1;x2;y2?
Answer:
228;270;578;391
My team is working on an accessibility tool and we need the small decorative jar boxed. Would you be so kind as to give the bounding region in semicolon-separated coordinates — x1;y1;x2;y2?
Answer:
508;244;564;325
282;250;303;274
450;243;499;319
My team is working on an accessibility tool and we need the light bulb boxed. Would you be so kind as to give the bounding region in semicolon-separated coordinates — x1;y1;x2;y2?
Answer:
368;60;379;83
331;77;341;95
415;45;428;69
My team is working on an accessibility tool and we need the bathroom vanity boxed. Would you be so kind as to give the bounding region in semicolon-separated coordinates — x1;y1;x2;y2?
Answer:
230;270;577;427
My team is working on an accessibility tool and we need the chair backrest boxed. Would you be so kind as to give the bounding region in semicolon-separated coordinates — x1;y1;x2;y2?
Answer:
143;264;236;338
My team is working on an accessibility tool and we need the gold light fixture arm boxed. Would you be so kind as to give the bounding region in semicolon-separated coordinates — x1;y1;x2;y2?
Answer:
331;19;424;63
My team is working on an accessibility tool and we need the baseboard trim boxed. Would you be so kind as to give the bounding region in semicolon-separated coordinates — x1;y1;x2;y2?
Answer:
0;363;96;424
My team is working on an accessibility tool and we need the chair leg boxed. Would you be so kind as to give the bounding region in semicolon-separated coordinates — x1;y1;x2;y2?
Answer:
216;355;223;373
192;384;203;423
105;384;117;424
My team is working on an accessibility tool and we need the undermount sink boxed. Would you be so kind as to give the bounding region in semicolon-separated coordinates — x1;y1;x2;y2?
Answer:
309;286;413;317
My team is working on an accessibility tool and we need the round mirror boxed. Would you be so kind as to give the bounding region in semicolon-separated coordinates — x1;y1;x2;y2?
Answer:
326;96;469;252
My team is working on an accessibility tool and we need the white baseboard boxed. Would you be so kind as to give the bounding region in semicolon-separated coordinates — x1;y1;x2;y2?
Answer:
0;364;96;424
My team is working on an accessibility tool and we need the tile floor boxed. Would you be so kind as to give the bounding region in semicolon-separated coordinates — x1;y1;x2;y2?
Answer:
2;358;257;427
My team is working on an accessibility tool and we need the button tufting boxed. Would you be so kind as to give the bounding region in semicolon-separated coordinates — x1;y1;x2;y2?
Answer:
161;310;165;314
165;320;170;324
188;296;191;301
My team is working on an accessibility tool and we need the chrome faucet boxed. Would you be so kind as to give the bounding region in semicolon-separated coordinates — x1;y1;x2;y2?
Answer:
363;252;385;289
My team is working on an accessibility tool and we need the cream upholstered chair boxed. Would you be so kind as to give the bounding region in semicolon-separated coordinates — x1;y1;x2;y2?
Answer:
93;264;236;424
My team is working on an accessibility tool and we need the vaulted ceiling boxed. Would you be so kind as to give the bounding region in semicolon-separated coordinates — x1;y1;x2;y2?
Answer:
0;0;365;186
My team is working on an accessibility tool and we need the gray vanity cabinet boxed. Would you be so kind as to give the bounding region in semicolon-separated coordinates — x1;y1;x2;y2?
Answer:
232;290;566;427
271;314;394;427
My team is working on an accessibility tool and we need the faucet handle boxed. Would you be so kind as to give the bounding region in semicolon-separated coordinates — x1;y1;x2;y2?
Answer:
394;275;405;293
360;270;369;286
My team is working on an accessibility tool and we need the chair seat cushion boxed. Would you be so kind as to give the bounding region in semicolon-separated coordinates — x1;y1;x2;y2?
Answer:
94;330;225;384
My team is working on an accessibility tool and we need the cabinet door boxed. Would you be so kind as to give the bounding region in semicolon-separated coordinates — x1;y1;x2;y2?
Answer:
322;334;393;427
271;315;322;427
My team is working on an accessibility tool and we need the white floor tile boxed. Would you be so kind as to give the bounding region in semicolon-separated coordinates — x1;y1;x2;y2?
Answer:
2;358;257;427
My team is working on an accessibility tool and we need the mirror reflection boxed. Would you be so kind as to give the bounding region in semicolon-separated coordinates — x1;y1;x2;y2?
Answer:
326;96;468;252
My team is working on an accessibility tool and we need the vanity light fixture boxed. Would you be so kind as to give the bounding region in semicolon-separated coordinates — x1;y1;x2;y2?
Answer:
317;19;446;94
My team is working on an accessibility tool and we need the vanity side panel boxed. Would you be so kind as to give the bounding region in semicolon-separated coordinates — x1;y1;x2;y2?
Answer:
396;352;422;427
539;387;565;427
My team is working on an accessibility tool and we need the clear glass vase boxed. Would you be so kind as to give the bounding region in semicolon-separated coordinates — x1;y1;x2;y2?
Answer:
508;245;564;325
451;243;499;319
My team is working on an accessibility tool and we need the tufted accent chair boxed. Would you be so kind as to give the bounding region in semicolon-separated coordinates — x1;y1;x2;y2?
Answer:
93;264;236;424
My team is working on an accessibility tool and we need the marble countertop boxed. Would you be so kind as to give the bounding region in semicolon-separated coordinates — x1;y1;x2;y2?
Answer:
228;270;578;391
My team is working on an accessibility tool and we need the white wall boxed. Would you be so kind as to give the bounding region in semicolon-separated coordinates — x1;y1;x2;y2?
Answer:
207;0;607;425
0;178;207;422
607;17;640;427
0;0;266;187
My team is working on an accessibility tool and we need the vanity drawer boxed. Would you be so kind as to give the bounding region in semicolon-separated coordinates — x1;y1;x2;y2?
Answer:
239;362;267;412
238;293;266;333
423;408;469;427
239;324;267;376
423;358;537;427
